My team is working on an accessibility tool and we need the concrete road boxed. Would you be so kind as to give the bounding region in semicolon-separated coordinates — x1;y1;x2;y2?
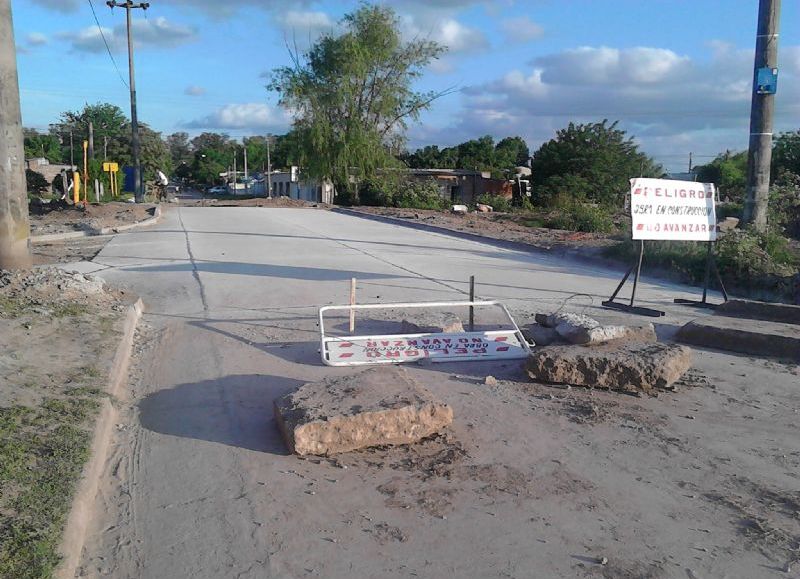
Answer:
75;207;765;579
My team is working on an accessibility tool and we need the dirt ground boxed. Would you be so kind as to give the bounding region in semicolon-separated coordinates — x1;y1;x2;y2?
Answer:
0;267;130;576
349;206;618;255
29;201;155;237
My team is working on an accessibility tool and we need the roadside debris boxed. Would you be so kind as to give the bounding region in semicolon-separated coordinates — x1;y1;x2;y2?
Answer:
531;311;656;346
274;366;453;456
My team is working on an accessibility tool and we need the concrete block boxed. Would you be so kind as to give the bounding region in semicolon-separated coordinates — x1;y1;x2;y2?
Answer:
676;317;800;361
716;299;800;326
526;342;693;392
274;366;453;456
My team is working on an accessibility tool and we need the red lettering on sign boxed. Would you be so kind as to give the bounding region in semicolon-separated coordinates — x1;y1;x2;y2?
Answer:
405;350;419;357
339;342;353;348
455;348;468;354
338;352;353;358
474;348;487;354
497;346;509;352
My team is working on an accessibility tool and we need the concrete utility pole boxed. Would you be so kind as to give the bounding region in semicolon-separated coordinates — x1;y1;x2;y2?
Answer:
88;121;95;160
243;140;248;195
266;134;272;198
107;1;150;203
743;0;781;231
0;0;32;269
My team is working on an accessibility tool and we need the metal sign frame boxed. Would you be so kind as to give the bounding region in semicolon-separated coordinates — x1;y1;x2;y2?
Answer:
319;300;532;367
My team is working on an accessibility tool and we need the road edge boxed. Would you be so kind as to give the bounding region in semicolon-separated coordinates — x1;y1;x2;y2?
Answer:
55;297;144;579
30;205;162;243
332;207;625;272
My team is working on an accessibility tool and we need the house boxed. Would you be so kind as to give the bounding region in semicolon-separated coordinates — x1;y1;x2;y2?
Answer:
246;170;334;204
405;168;512;204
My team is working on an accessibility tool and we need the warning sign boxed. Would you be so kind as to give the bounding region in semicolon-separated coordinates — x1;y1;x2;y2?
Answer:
630;177;717;242
324;331;527;366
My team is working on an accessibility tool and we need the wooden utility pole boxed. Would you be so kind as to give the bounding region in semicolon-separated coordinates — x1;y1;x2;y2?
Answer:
743;0;781;231
107;1;150;203
0;0;31;269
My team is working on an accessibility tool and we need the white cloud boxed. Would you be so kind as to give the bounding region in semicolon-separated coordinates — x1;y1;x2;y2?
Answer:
183;103;291;132
26;32;49;46
185;85;206;96
410;42;800;168
401;15;488;55
63;17;197;53
501;16;543;42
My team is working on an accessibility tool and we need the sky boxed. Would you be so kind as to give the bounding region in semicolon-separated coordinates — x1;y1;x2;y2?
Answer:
11;0;800;173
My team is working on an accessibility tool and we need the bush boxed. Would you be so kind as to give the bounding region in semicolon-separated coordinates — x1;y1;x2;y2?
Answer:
605;227;798;301
475;194;512;213
544;202;616;233
394;179;447;210
769;171;800;239
26;169;50;194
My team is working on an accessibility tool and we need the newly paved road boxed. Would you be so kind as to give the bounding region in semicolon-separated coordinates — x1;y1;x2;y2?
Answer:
75;207;721;578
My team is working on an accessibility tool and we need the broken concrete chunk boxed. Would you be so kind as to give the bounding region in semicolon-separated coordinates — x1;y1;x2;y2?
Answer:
274;366;453;456
451;204;468;214
526;342;693;392
476;203;493;213
401;313;464;334
569;323;658;345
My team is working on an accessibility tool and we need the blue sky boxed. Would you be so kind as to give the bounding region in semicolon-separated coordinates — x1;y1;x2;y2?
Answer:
12;0;800;173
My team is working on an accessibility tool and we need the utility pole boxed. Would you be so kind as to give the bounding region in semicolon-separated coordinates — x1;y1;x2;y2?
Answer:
88;121;95;160
743;0;781;231
266;134;272;198
243;140;249;195
70;130;74;167
232;145;237;195
688;152;693;173
0;0;32;269
107;1;150;203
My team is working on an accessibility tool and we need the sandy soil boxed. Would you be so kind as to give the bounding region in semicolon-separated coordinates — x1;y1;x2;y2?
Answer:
349;206;618;255
29;201;155;237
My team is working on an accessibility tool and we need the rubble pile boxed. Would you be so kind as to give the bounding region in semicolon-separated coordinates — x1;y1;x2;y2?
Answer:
0;267;121;314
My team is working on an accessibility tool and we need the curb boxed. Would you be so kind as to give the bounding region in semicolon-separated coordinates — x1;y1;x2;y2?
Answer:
31;205;162;244
55;298;144;579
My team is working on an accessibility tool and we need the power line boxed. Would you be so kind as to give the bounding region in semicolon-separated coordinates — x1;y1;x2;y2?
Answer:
86;0;129;89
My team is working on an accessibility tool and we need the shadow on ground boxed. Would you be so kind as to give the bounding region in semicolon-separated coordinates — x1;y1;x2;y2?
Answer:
138;374;303;455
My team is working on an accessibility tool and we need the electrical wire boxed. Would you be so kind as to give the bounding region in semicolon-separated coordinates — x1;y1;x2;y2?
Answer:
86;0;129;89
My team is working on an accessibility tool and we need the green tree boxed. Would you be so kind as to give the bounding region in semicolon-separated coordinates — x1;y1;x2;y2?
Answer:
189;132;233;185
269;4;446;202
772;130;800;178
53;103;131;165
694;151;747;202
139;125;172;183
531;120;660;206
494;136;530;171
23;128;61;162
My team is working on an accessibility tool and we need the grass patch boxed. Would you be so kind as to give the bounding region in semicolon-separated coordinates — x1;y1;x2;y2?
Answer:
0;394;100;579
605;228;799;301
0;297;26;318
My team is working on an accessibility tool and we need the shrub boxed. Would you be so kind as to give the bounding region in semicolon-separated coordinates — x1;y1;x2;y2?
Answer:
475;194;512;213
544;202;616;233
769;171;800;239
26;169;50;194
394;178;447;210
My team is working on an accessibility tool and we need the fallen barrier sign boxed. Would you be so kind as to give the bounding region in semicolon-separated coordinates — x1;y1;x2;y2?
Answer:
329;331;525;365
630;177;716;241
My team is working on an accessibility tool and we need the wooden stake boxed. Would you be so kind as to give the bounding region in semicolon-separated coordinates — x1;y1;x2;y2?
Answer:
349;277;356;333
469;275;475;331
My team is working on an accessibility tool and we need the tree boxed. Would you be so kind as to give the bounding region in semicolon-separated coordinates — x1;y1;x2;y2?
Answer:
23;128;61;162
269;4;446;201
530;120;660;206
772;130;800;178
53;103;130;165
495;136;530;170
694;151;748;202
166;132;192;166
139;125;172;182
403;135;529;178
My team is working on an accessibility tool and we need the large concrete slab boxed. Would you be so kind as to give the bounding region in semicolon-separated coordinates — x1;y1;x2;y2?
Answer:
677;315;800;360
274;366;453;455
526;342;693;392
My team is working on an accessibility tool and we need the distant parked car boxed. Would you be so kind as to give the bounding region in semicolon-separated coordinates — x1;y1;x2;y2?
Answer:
208;185;227;194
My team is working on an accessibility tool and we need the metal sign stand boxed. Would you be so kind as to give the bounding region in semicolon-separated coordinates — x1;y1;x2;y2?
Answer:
673;241;728;308
602;240;666;317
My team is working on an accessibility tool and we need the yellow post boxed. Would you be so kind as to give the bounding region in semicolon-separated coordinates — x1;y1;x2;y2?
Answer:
73;171;81;204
